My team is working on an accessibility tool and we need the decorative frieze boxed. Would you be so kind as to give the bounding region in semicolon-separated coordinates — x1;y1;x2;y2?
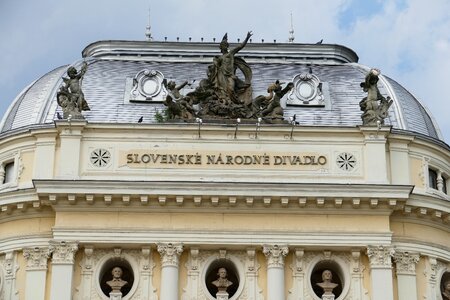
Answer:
23;247;51;270
263;244;289;268
366;245;394;268
157;243;183;267
393;251;419;275
49;240;79;264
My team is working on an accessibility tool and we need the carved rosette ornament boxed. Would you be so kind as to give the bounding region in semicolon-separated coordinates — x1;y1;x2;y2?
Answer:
393;251;420;275
157;243;183;267
366;245;394;269
49;241;79;264
263;245;289;268
23;247;51;270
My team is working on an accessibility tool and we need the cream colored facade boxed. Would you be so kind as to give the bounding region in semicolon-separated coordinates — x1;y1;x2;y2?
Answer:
0;119;448;300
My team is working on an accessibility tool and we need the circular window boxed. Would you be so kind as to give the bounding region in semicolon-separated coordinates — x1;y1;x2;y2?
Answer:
296;82;315;100
310;261;344;299
99;259;134;298
441;272;450;299
205;259;239;299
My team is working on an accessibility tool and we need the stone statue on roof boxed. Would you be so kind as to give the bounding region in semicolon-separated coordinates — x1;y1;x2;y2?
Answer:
161;31;293;123
57;62;90;119
359;68;393;126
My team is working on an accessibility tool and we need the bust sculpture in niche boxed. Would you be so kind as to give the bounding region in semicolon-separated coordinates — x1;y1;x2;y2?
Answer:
316;270;338;297
443;280;450;300
212;267;233;292
106;267;128;293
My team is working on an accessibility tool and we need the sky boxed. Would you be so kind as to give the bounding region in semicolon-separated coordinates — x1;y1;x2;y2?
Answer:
0;0;449;143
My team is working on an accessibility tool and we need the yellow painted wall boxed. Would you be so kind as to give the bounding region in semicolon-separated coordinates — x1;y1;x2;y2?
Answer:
257;251;267;300
179;250;188;298
55;212;390;233
18;150;34;184
72;250;83;296
0;217;54;240
410;157;425;188
391;220;450;248
16;251;26;300
392;264;399;300
153;250;161;300
45;261;53;300
416;257;427;300
361;254;372;298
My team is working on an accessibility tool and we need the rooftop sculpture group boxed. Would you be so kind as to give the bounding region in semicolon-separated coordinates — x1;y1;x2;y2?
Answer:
162;31;294;123
56;32;393;127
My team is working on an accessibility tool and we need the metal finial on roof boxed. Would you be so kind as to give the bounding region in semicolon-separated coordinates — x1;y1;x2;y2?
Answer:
145;7;153;41
288;12;295;43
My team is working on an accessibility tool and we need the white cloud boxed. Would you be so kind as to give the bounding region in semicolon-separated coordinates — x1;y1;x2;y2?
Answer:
0;0;448;141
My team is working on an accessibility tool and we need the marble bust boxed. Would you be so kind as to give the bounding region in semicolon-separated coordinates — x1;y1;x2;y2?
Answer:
443;280;450;300
212;267;233;292
106;267;128;293
316;270;338;296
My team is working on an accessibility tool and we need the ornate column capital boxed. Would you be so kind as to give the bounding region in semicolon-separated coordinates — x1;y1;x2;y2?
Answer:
393;251;420;275
157;243;183;267
366;245;394;269
263;244;289;268
49;240;79;265
23;247;51;271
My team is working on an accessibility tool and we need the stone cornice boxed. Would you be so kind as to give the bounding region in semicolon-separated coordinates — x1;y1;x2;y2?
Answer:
53;229;393;247
82;40;359;64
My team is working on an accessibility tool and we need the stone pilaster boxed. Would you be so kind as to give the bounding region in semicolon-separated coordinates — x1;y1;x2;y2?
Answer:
140;247;157;299
393;251;420;300
287;248;305;300
263;244;289;300
366;245;395;300
23;247;50;300
78;246;94;300
3;251;19;300
158;243;183;300
48;241;79;300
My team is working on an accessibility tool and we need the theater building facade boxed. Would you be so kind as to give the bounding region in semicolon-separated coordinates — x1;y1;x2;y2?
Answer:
0;37;448;300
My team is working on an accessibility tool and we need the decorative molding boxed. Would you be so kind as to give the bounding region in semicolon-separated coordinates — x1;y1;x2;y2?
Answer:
366;245;394;269
23;247;51;270
393;251;420;275
157;243;183;267
49;240;78;265
263;244;289;268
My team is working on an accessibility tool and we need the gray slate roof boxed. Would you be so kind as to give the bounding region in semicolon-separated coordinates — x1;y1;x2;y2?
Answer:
0;41;442;142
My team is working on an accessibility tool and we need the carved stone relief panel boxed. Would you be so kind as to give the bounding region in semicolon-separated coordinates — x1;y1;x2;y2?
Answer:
128;69;168;102
287;74;325;107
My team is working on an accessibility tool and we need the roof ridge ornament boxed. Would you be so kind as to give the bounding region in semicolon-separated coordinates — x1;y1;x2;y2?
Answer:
288;12;295;43
145;7;153;41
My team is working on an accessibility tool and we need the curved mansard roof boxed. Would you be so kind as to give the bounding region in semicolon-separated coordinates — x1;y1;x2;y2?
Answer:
0;40;443;142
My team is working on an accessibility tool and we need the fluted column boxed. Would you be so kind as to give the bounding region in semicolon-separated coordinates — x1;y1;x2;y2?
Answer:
23;247;51;300
157;243;183;300
49;241;79;300
263;244;289;300
367;245;395;300
393;251;420;300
